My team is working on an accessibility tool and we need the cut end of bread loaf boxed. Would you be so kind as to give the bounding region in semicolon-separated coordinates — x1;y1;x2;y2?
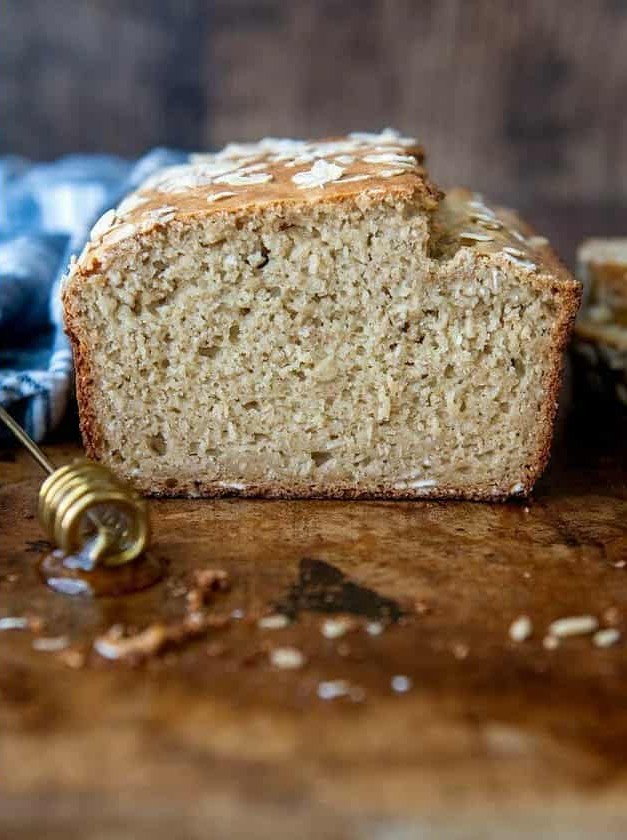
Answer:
573;238;627;406
63;132;581;500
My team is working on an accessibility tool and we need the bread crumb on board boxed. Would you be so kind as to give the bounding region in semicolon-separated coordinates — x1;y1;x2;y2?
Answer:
509;615;533;642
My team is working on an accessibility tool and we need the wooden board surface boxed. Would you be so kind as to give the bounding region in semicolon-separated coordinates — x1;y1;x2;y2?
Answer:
1;400;627;838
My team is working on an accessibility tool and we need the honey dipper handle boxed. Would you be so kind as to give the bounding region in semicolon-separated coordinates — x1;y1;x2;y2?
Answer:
0;405;56;475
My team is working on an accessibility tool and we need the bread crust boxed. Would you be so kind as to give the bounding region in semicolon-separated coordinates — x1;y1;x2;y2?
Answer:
63;292;102;463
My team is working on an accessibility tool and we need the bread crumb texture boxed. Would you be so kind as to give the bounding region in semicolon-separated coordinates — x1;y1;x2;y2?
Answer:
63;131;580;499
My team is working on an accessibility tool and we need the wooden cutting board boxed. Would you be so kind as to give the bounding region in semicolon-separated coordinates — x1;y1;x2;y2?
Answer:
1;402;627;839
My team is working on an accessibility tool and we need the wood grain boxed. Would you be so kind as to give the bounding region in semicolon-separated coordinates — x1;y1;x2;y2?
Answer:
1;398;627;837
3;0;627;203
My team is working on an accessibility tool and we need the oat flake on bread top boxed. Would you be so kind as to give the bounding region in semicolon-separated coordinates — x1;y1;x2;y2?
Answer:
78;129;438;250
65;129;573;314
77;130;558;278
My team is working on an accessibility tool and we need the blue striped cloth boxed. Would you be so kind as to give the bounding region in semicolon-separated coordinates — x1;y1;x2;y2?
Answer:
0;148;187;443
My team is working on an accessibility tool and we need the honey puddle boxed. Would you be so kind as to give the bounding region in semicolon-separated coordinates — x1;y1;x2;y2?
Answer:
39;549;165;597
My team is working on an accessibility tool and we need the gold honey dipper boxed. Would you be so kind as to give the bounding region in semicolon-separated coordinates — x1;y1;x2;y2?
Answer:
0;405;149;569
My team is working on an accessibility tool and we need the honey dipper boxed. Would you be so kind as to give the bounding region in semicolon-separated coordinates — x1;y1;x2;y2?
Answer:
0;405;149;568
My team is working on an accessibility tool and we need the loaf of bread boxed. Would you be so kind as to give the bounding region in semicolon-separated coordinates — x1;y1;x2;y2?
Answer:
62;130;580;500
573;239;627;406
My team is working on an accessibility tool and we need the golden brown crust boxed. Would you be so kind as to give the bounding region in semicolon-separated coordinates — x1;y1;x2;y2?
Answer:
130;151;441;220
62;295;102;461
434;188;575;288
65;130;442;288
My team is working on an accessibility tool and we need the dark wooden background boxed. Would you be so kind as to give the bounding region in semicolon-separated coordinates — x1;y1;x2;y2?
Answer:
3;0;627;205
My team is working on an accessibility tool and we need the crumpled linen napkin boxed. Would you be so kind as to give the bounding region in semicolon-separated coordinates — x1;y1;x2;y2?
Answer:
0;148;185;442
